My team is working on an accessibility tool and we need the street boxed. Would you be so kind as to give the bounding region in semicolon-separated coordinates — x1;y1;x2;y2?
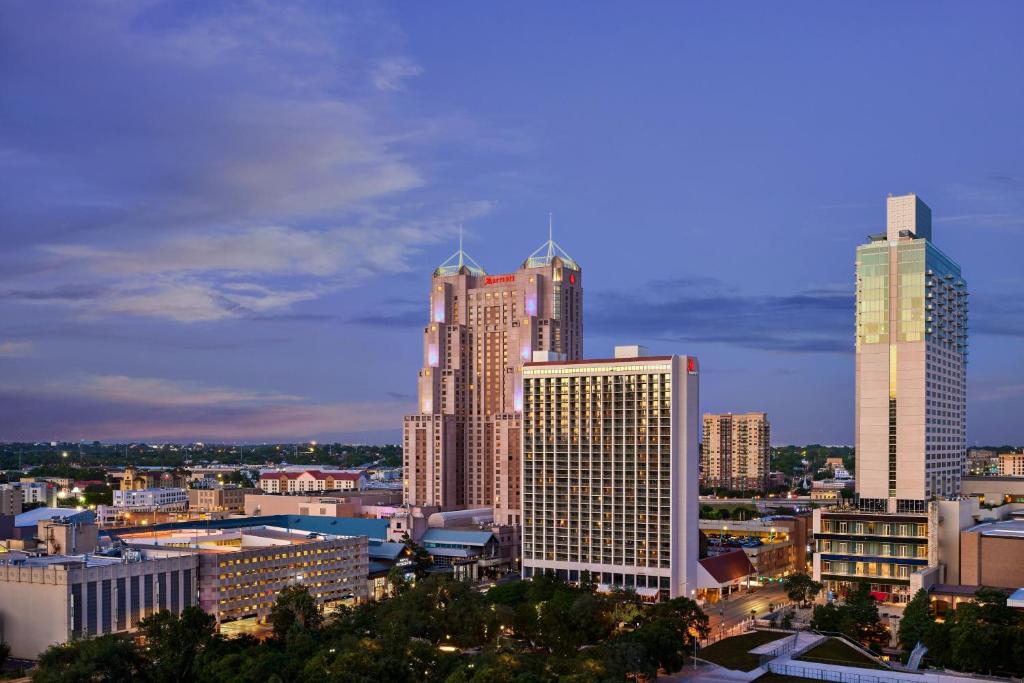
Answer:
705;583;790;633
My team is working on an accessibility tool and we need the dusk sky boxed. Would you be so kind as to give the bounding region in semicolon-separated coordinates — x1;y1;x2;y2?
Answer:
2;2;1022;445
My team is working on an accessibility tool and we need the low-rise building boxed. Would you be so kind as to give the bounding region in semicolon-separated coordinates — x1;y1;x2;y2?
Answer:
187;487;255;513
697;548;757;602
966;449;999;476
998;452;1024;477
257;469;367;494
960;476;1024;505
243;490;403;518
0;549;199;659
959;518;1024;588
116;524;368;624
0;486;22;516
112;487;187;511
699;514;811;578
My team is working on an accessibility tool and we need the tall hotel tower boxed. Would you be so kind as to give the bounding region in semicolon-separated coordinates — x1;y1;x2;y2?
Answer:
520;346;700;600
813;194;969;604
403;234;583;525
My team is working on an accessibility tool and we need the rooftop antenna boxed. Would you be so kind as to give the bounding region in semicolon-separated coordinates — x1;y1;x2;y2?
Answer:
458;223;465;268
547;212;554;259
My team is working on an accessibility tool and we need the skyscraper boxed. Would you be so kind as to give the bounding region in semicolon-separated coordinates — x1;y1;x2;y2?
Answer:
855;194;968;507
701;412;770;491
520;346;699;599
813;194;969;604
403;233;583;525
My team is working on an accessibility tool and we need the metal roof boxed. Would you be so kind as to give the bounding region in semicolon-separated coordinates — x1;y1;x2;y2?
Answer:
368;541;406;561
14;508;95;528
421;528;495;546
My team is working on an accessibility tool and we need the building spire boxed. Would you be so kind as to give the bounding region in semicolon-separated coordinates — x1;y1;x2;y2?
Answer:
435;223;485;276
523;212;579;271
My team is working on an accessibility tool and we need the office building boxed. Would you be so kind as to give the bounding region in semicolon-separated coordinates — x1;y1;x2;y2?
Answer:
112;487;188;511
701;412;770;491
403;232;583;526
520;346;699;600
700;513;812;579
813;194;970;605
0;548;199;660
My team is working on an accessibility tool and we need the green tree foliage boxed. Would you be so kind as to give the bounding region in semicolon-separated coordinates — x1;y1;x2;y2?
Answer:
269;585;324;640
783;572;823;607
33;635;151;683
898;589;932;652
138;606;218;682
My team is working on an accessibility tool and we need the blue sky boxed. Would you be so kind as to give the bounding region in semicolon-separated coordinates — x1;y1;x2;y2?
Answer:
1;1;1022;444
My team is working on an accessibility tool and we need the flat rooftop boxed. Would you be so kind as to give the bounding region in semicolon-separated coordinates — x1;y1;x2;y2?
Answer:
964;519;1024;538
118;525;349;553
0;552;130;569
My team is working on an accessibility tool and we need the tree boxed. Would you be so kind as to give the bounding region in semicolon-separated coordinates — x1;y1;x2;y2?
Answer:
783;572;822;607
401;533;432;578
898;589;933;653
139;606;217;682
269;585;323;640
0;639;9;671
33;635;151;683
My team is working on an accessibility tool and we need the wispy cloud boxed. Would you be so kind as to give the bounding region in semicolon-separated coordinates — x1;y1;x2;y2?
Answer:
588;277;855;354
0;375;412;441
0;341;34;358
372;57;424;91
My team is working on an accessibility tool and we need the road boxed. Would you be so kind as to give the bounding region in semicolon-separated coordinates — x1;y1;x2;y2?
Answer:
704;583;789;633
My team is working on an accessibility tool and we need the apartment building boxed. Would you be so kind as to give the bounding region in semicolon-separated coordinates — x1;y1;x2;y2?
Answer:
520;346;699;600
112;487;188;511
257;470;365;494
701;412;770;491
187;487;256;513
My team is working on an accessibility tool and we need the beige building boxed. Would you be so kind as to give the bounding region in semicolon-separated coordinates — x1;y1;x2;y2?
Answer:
243;490;403;518
0;550;199;659
701;412;770;491
700;514;811;578
998;452;1024;477
187;487;255;513
813;194;971;605
403;234;584;525
118;524;368;624
959;519;1024;589
521;346;699;599
257;470;364;494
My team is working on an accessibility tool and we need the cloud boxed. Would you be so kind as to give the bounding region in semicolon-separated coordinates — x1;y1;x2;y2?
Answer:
0;341;34;358
588;277;854;353
0;375;412;441
372;57;424;91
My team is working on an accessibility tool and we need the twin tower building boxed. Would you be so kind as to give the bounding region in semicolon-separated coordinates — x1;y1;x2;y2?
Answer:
402;234;700;599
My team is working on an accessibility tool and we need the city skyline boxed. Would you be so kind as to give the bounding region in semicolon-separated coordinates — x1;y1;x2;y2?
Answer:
2;2;1024;444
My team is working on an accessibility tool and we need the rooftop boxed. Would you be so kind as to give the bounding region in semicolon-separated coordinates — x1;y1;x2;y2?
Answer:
14;507;95;528
421;528;496;546
0;552;128;569
964;519;1024;538
522;218;579;271
699;548;756;584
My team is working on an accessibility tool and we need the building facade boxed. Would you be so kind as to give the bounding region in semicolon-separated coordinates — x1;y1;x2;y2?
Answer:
813;194;969;605
403;236;584;525
998;452;1024;477
118;525;368;623
113;487;188;511
0;551;199;659
187;487;255;513
701;412;770;491
520;347;699;599
257;470;365;494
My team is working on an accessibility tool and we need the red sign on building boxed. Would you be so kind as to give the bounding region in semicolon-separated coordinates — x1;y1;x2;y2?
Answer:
484;274;515;285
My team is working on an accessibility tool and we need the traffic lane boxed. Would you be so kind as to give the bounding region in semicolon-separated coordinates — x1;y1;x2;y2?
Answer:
705;583;789;630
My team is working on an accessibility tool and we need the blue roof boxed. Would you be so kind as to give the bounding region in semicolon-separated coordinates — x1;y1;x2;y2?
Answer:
280;516;388;541
15;508;95;528
425;546;478;558
421;528;496;546
368;541;405;561
103;514;389;542
368;560;393;576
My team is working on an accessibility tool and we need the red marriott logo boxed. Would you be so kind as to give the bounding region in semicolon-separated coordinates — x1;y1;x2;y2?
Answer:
484;274;515;285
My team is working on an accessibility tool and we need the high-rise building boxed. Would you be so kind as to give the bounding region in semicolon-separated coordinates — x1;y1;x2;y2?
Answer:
403;234;583;525
855;193;968;506
813;194;970;605
701;412;770;491
520;346;699;600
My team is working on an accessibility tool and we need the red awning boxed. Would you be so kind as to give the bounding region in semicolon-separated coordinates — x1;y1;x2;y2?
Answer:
869;591;889;602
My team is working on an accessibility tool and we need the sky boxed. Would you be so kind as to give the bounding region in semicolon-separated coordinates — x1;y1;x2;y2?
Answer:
1;1;1023;445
